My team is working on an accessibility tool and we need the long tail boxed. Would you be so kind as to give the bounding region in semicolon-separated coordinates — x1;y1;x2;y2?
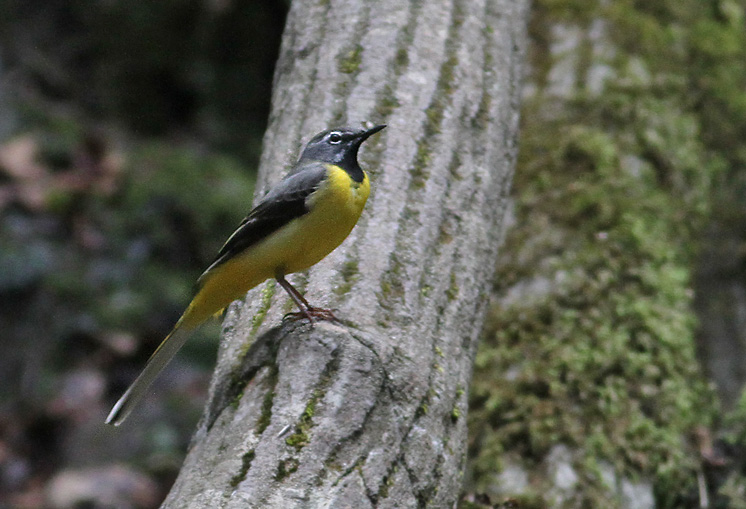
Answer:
105;321;194;426
106;257;263;425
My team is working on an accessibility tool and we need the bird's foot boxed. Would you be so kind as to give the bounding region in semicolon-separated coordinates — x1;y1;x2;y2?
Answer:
283;306;339;324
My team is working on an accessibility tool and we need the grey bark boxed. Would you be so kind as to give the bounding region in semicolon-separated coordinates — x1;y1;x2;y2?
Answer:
695;225;746;408
164;0;527;507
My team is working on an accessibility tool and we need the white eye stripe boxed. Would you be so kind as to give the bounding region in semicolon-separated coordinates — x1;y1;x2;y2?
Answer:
328;131;343;144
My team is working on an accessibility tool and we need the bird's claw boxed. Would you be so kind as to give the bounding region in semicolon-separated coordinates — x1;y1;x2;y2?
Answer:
283;306;339;324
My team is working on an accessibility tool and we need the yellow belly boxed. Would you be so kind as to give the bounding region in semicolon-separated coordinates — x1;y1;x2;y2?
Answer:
181;164;370;326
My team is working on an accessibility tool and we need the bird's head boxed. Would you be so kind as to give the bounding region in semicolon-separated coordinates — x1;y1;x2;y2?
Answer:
300;124;386;166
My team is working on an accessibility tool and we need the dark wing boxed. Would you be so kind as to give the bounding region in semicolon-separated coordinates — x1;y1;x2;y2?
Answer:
199;162;327;279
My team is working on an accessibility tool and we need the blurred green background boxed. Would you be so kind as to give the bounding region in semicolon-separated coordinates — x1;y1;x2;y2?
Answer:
0;0;287;506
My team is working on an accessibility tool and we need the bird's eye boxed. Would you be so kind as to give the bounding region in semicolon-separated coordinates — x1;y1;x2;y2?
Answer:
328;132;343;144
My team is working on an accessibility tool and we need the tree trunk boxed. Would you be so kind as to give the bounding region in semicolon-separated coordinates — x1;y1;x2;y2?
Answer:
164;0;527;506
466;1;739;507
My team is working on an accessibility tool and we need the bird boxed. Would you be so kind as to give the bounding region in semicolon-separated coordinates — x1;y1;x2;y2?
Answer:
106;124;386;426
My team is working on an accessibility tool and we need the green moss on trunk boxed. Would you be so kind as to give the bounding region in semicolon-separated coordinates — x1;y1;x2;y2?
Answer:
466;0;746;505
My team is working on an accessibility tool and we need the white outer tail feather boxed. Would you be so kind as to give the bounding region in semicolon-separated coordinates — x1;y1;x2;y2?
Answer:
106;324;193;426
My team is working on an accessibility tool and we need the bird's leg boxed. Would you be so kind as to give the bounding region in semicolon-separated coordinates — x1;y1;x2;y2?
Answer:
276;274;338;323
276;273;312;309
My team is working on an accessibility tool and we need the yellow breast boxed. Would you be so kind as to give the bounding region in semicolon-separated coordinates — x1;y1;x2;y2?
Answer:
284;164;369;273
308;164;370;216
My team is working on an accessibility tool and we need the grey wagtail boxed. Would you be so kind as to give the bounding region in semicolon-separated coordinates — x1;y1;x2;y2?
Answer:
106;124;386;425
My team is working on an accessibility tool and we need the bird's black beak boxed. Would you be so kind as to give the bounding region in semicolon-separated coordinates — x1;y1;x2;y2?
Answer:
358;124;386;142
